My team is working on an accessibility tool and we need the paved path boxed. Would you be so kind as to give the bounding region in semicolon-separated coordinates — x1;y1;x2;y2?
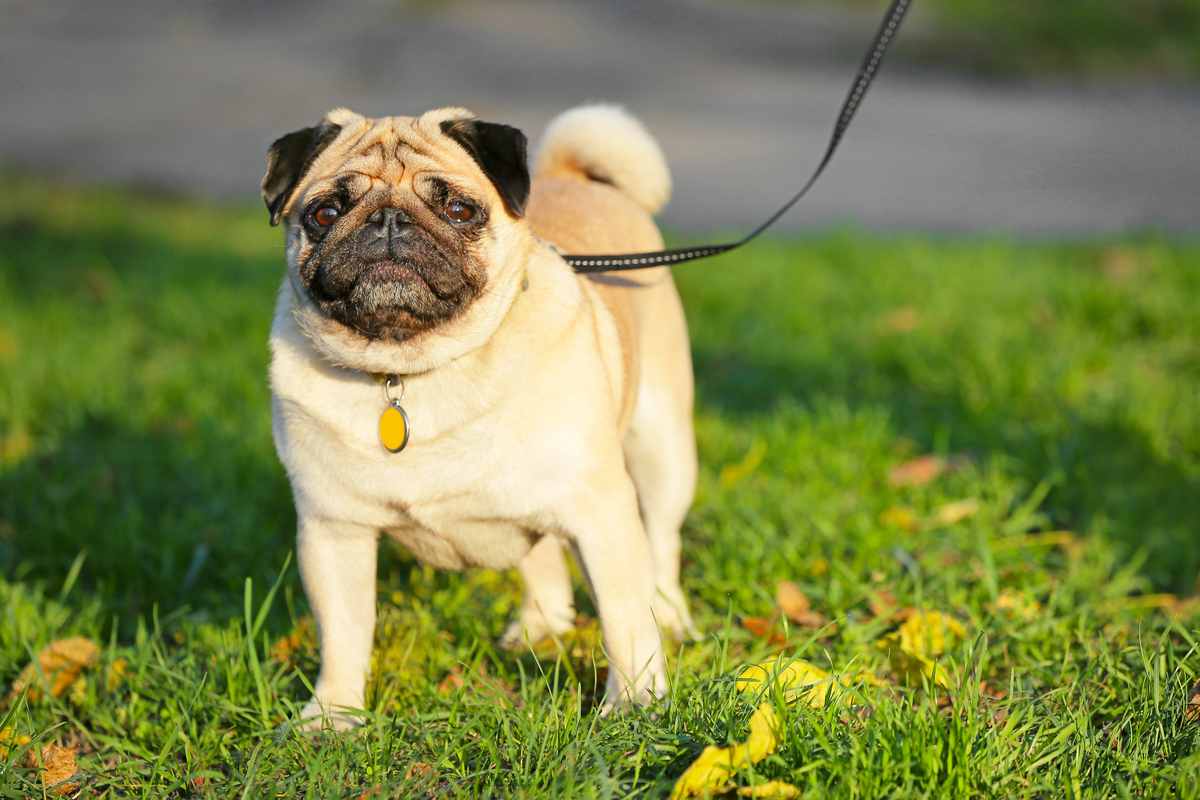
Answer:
3;0;1198;233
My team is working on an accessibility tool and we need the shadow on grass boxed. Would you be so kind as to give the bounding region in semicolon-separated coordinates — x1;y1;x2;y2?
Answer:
0;412;297;626
693;343;1200;592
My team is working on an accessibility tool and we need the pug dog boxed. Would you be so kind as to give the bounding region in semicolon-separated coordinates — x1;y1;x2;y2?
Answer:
262;104;697;729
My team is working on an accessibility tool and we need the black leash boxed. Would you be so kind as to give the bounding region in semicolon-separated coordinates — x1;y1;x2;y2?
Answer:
562;0;913;273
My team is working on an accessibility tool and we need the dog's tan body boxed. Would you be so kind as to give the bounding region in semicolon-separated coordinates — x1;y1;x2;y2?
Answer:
265;105;696;728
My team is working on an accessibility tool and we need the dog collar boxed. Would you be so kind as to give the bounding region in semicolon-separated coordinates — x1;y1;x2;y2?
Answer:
365;271;528;454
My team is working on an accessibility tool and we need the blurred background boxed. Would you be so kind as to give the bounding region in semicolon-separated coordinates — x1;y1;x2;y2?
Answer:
4;0;1199;234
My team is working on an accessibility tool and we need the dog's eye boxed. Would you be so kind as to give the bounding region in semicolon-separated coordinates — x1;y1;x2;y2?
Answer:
313;207;339;227
445;201;475;223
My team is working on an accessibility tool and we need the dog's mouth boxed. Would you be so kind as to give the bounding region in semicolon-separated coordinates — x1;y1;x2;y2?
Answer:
358;260;423;286
302;250;483;340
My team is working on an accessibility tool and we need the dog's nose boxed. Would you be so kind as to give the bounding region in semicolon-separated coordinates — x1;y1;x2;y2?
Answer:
366;207;414;230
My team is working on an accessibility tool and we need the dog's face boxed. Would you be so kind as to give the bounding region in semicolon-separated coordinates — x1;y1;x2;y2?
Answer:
263;107;533;366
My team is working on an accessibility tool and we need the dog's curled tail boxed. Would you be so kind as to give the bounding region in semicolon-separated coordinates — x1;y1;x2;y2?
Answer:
533;104;672;216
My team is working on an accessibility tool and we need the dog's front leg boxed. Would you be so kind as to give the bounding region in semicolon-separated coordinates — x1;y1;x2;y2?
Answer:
296;517;378;730
567;480;667;712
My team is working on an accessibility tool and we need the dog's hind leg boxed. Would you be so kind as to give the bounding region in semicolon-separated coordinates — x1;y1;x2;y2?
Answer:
499;534;576;649
623;391;699;642
619;273;699;641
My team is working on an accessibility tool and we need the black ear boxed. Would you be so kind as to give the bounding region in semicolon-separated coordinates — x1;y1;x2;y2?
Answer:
440;119;530;218
262;120;343;226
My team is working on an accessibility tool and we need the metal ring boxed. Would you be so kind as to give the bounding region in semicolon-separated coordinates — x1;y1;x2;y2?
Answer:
383;375;406;404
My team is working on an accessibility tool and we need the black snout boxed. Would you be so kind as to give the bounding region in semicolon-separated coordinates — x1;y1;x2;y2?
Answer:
363;207;418;260
366;207;414;229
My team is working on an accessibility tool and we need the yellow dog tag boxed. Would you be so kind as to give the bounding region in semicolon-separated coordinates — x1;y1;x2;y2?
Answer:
379;401;410;453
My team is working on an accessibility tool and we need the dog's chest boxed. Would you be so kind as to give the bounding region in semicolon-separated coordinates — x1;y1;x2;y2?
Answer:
275;381;586;572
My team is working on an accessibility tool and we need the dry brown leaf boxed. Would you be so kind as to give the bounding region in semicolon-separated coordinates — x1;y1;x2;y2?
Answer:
406;762;434;781
9;637;99;703
734;618;792;642
776;582;825;627
880;305;921;334
868;590;898;619
1101;246;1143;281
776;581;808;619
867;592;919;623
737;617;786;646
1185;680;1200;724
887;455;947;487
23;742;79;795
738;617;772;638
1169;597;1199;621
438;668;464;694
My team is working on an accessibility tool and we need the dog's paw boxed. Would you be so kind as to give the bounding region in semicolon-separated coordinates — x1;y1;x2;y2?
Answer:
598;679;667;717
497;606;575;651
653;592;701;642
297;699;363;732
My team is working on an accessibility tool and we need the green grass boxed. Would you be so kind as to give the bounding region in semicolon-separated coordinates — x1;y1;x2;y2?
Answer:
912;0;1200;80
1;177;1199;797
773;0;1200;80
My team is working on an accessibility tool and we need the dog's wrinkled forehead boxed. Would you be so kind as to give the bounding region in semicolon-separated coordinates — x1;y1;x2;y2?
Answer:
322;111;444;185
262;107;529;226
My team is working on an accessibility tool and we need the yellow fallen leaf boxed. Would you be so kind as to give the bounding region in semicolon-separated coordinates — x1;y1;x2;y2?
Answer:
1095;593;1177;615
720;439;768;490
9;637;99;703
24;742;79;795
0;727;32;759
738;780;801;798
745;703;780;762
991;531;1076;552
671;704;781;800
0;324;17;365
989;589;1041;621
879;506;918;533
737;658;830;706
106;658;128;692
0;428;33;462
736;657;876;709
933;498;978;525
876;611;966;689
